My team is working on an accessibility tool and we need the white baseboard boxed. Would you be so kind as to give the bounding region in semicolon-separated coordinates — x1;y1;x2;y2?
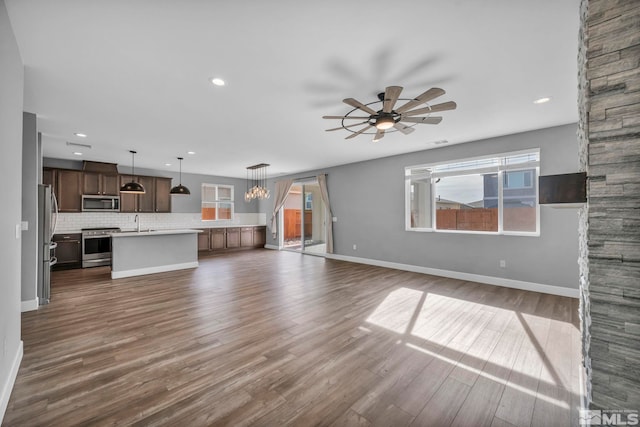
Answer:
325;253;579;298
0;340;23;423
264;244;280;250
111;261;199;279
20;298;38;312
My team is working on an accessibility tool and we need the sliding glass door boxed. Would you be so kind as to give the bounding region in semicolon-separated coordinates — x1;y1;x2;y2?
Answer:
281;180;327;254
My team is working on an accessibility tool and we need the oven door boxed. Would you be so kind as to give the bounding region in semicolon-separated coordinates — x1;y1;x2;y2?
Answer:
82;235;112;267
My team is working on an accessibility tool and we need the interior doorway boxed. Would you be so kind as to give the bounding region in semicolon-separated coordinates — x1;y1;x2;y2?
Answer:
280;180;326;254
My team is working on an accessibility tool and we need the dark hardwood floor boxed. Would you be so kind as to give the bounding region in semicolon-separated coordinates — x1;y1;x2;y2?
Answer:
3;250;581;426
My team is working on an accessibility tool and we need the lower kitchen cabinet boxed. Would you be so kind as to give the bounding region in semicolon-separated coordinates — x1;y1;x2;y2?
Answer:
52;233;82;270
197;230;210;251
210;228;226;250
253;226;266;247
226;228;240;249
198;226;266;253
240;227;253;247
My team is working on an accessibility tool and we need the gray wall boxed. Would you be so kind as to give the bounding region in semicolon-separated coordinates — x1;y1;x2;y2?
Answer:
42;158;259;214
0;0;24;419
265;123;580;290
21;112;38;303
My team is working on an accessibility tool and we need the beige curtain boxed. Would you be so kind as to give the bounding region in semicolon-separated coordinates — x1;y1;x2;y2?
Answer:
270;179;294;239
316;174;333;254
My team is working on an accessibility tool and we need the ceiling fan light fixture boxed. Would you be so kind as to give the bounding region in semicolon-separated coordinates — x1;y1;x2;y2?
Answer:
375;116;396;130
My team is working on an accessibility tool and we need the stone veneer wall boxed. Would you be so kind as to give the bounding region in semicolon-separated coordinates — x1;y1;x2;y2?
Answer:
583;0;640;411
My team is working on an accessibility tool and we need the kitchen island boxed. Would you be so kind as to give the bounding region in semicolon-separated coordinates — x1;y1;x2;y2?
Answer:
110;229;200;279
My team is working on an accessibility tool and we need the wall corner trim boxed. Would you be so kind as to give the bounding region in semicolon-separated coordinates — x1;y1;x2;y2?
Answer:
0;340;23;423
20;299;38;312
325;253;579;298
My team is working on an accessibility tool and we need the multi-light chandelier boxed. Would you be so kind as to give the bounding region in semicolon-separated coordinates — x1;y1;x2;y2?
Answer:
244;163;270;202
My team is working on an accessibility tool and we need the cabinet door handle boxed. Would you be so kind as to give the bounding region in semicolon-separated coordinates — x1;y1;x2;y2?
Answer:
63;236;70;239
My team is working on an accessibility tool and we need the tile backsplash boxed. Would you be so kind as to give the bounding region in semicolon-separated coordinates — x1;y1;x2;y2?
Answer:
55;212;266;233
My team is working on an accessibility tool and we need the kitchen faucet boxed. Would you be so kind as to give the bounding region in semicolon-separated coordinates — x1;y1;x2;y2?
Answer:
135;214;140;232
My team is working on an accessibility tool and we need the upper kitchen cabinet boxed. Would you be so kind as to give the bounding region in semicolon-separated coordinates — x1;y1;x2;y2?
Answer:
83;172;119;196
119;175;171;213
56;169;83;212
82;161;120;196
154;177;172;213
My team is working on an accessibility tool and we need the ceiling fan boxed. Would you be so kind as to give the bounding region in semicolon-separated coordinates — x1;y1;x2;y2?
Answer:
323;86;456;142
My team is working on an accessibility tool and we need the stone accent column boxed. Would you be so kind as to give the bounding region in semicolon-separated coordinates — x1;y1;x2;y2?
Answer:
583;0;640;411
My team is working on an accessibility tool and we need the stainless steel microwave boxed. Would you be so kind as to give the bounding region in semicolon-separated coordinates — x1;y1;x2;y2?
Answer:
82;195;120;212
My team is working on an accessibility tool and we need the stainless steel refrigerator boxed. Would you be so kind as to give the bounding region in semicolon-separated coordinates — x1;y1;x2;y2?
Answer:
37;184;58;305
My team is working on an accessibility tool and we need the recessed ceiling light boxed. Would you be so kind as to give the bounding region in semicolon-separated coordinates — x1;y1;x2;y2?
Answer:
187;151;196;155
533;97;551;104
73;152;83;156
165;163;172;167
210;78;225;86
74;133;87;138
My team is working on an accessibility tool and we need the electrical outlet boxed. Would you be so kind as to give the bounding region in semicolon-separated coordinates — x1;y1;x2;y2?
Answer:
499;260;506;268
353;244;357;250
332;217;338;222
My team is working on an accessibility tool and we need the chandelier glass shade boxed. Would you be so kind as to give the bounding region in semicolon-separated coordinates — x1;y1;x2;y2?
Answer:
244;163;270;202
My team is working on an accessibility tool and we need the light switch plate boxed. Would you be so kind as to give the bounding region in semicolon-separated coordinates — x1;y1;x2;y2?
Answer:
21;221;28;231
15;224;21;239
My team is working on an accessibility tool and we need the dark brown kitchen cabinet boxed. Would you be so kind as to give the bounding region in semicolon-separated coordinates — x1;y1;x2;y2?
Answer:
253;226;266;247
42;168;55;189
198;226;265;253
240;227;253;247
226;228;240;248
56;170;83;212
83;172;119;196
197;230;210;251
154;177;172;213
119;175;168;213
52;233;82;270
210;228;226;250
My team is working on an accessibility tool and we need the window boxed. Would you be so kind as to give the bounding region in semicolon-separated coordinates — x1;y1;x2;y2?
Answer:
405;150;539;235
202;184;234;221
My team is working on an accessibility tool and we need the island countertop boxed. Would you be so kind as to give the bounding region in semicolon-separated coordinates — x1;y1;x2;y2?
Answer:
110;230;199;279
111;229;201;237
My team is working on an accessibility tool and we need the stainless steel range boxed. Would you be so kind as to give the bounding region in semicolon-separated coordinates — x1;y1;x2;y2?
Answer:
81;227;120;268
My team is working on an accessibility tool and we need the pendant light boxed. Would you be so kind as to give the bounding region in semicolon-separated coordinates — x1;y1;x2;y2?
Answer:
170;157;191;195
120;150;146;194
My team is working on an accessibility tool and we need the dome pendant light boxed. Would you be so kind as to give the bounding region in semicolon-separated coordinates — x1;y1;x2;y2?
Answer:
170;157;191;195
120;150;146;194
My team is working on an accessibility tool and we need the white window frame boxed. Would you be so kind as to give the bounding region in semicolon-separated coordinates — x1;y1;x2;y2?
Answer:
201;183;234;221
405;149;540;236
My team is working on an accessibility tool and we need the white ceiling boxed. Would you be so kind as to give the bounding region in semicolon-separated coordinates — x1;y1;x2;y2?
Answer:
6;0;580;179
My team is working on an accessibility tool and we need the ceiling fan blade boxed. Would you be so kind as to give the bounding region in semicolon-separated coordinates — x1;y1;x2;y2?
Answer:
373;129;385;142
345;124;374;139
402;101;457;117
401;116;443;124
382;86;403;113
393;123;415;134
395;88;446;113
325;121;369;131
343;98;378;115
323;115;371;120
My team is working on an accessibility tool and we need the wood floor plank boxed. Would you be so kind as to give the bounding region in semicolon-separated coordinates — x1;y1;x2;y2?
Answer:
2;250;580;426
